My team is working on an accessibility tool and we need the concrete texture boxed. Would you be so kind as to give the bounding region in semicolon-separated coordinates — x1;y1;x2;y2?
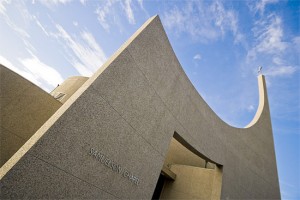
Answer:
50;76;88;103
0;65;62;167
160;165;221;199
0;15;280;199
164;138;209;168
158;137;219;199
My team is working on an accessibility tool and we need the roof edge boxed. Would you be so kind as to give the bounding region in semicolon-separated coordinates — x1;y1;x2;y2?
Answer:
244;75;267;128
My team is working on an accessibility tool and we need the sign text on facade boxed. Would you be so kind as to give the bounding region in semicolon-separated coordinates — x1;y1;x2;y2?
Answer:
88;147;140;185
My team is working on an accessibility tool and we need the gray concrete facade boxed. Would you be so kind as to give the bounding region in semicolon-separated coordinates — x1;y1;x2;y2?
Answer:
0;16;280;199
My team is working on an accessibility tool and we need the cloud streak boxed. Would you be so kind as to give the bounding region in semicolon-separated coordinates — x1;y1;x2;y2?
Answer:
34;0;72;7
245;13;297;78
253;14;287;55
54;24;107;76
95;1;114;32
264;66;297;77
162;1;243;44
0;0;10;15
193;54;202;60
33;16;50;36
251;0;279;15
0;3;30;39
95;0;136;32
18;52;64;91
0;54;63;92
123;0;135;24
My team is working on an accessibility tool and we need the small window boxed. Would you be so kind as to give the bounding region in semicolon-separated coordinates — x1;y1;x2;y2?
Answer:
53;92;66;101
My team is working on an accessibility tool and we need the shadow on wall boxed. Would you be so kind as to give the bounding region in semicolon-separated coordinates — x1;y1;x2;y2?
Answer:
152;133;223;199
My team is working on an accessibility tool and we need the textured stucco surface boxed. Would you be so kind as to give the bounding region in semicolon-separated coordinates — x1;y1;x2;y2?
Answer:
50;76;88;103
160;165;220;199
0;65;62;167
0;16;280;199
164;138;207;168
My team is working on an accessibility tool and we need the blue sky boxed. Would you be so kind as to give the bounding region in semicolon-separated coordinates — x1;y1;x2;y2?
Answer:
0;0;299;199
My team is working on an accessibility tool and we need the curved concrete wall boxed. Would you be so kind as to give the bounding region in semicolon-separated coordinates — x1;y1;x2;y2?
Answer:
0;65;62;167
50;76;88;104
160;165;222;199
0;16;280;199
160;138;220;199
164;138;207;168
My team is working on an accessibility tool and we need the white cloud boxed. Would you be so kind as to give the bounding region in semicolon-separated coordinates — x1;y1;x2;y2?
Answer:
0;0;10;15
247;105;255;112
244;11;298;82
272;57;284;65
95;1;114;32
33;16;50;36
136;0;149;17
163;4;217;41
18;51;64;91
54;24;107;76
264;66;297;77
163;7;186;34
224;4;298;121
0;55;22;74
0;7;30;38
2;5;35;55
123;0;135;24
0;55;42;87
255;15;287;54
0;54;63;92
162;1;243;44
80;0;86;5
211;1;238;36
137;0;143;9
95;0;139;32
73;21;78;27
247;14;288;62
0;1;40;54
193;54;202;60
254;0;279;15
36;0;72;7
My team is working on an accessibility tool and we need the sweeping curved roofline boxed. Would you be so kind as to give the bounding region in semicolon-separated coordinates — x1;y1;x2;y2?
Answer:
244;75;266;128
0;14;280;199
0;15;268;176
141;17;269;131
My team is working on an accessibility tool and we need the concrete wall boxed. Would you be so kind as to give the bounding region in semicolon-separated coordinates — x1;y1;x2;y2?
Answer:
164;138;215;169
164;138;207;168
160;165;222;199
160;138;221;199
50;76;88;104
0;15;280;199
0;65;62;167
